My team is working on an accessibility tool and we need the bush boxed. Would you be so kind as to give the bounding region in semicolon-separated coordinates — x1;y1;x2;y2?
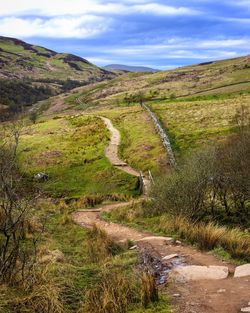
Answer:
152;120;250;227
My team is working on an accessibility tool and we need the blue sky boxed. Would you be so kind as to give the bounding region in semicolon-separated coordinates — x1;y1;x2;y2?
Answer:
0;0;250;69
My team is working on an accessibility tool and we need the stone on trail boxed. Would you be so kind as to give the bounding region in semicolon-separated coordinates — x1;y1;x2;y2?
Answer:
162;254;179;261
234;264;250;278
241;308;250;312
169;265;229;283
136;236;173;244
129;245;138;250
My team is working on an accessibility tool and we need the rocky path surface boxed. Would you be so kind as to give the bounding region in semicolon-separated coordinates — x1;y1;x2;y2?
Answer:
72;203;250;313
72;115;250;313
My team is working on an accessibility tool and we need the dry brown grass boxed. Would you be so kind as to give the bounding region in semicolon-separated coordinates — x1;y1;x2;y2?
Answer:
79;270;134;313
159;215;250;260
140;272;158;308
10;283;64;313
86;225;122;263
74;193;131;209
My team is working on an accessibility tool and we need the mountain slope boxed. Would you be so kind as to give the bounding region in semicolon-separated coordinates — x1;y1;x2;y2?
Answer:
0;36;114;81
0;36;116;112
104;64;160;73
74;55;250;106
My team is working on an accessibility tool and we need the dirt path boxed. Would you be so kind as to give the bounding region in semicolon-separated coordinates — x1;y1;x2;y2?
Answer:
100;117;141;177
72;203;250;313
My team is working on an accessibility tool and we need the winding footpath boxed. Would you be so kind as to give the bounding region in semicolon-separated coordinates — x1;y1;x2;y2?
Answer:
72;115;250;313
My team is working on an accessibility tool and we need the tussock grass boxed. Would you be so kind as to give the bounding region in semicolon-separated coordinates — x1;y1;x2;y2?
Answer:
107;202;250;262
140;272;158;308
80;269;160;313
86;225;122;263
80;270;134;313
11;283;64;313
159;215;250;261
74;193;131;209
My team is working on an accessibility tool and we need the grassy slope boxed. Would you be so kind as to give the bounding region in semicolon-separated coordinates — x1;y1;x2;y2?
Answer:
18;115;138;198
66;55;250;106
150;94;250;157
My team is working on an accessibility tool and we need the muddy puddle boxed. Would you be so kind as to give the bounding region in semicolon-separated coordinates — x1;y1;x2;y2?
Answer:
138;249;186;285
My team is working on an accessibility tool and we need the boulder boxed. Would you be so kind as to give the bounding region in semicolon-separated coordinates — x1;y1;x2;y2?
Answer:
234;264;250;278
169;265;229;283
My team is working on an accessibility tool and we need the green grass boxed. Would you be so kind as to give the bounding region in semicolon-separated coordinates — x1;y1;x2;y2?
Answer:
18;115;139;198
150;94;250;157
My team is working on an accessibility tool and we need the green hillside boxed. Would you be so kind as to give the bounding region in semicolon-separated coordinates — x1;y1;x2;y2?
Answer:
69;54;250;107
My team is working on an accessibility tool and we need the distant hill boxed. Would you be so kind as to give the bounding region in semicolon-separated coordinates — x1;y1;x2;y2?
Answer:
104;64;160;73
0;36;116;112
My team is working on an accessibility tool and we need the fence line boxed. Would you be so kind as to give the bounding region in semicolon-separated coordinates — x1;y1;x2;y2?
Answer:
142;103;176;167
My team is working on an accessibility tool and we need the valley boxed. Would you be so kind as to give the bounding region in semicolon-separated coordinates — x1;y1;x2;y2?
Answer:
0;37;249;313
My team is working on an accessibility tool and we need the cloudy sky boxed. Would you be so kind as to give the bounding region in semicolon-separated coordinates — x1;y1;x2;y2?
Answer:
1;0;250;69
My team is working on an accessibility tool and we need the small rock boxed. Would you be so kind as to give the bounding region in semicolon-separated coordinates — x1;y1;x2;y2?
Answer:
175;240;182;245
173;293;181;297
217;289;226;293
34;172;49;181
129;245;138;250
162;254;179;261
241;308;250;312
234;264;250;278
136;236;173;244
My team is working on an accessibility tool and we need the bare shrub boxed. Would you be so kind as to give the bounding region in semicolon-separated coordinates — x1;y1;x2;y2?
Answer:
0;123;42;285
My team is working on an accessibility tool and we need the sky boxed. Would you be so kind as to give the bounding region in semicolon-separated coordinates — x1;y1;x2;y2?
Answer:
0;0;250;69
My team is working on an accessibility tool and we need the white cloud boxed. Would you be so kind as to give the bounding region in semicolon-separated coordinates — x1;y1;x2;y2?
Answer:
231;0;250;8
0;15;110;38
101;37;250;56
198;39;250;48
0;0;200;17
133;3;199;15
223;17;250;24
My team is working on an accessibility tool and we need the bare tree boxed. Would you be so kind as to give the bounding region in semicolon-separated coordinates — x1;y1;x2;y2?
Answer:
0;122;41;285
